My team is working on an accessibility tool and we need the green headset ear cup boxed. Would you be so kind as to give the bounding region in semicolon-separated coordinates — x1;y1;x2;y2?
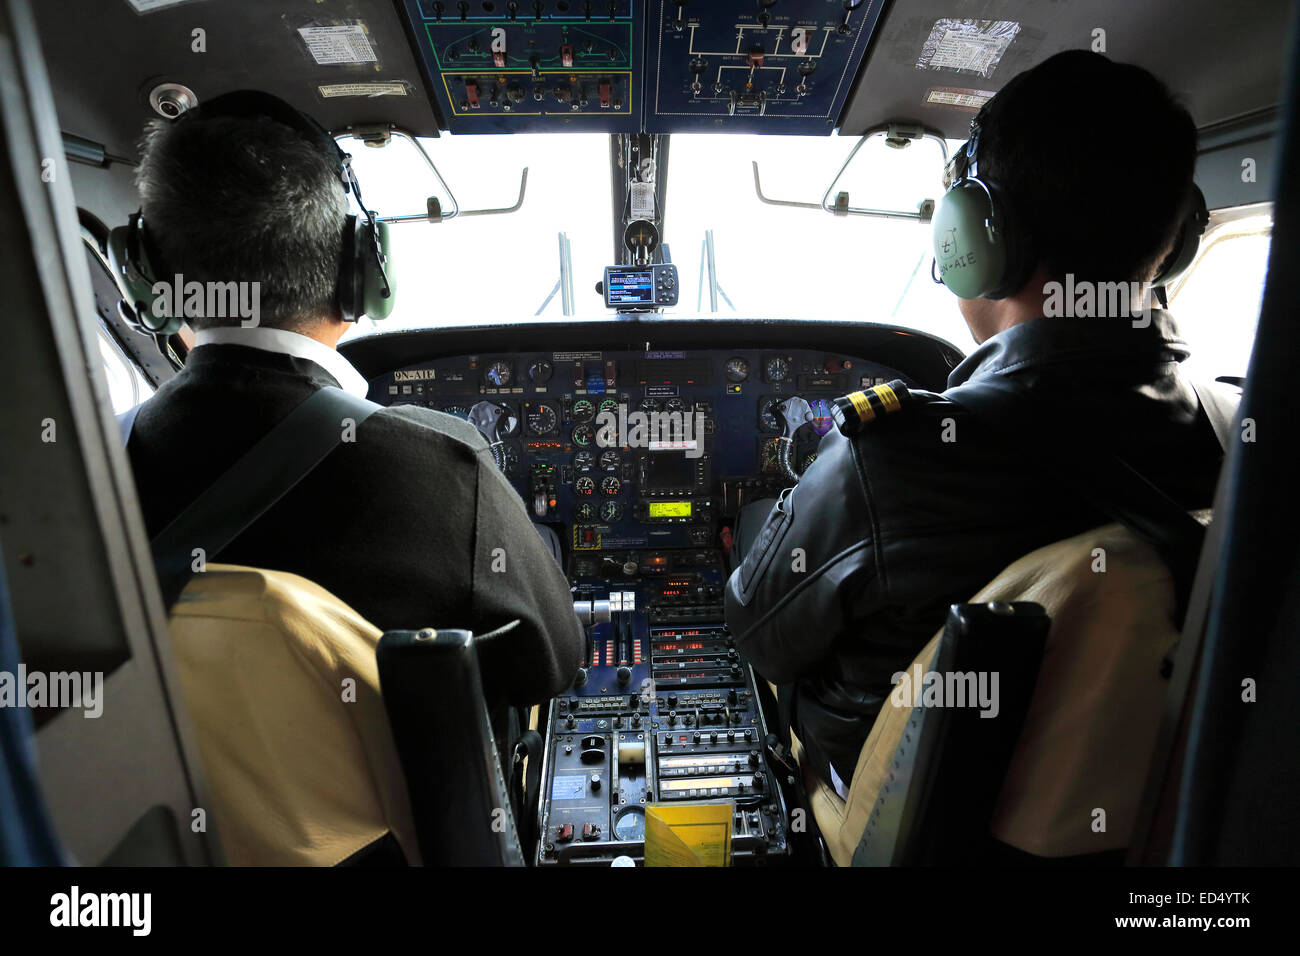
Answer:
932;183;1007;300
360;219;395;320
106;220;184;336
1152;184;1209;287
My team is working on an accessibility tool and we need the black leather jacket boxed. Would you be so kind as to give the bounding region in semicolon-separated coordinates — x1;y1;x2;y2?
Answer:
724;312;1227;787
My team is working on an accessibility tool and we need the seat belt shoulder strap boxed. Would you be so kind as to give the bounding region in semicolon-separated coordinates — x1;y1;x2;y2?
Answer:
149;386;381;608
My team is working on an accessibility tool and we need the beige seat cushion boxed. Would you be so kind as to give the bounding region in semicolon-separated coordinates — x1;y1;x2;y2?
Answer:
169;565;419;866
800;523;1178;865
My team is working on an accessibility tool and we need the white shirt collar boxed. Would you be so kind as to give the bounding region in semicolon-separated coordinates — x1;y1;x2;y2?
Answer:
192;327;371;399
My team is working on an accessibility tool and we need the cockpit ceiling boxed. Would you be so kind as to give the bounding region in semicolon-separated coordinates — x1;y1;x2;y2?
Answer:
34;0;1293;160
842;0;1294;138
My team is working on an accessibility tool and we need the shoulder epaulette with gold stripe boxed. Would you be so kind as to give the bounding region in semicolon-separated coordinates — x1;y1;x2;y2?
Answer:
830;380;911;436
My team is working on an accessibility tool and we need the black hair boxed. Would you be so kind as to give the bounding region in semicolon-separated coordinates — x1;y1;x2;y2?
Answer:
977;50;1198;286
134;113;347;330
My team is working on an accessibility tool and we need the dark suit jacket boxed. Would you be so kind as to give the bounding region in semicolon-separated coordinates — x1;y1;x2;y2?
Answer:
128;344;583;710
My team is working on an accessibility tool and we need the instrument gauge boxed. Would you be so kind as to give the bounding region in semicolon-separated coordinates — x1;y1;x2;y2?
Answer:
575;502;596;522
575;476;596;496
613;806;645;842
638;397;661;413
764;356;791;383
807;398;834;436
500;444;520;478
571;398;596;423
485;360;513;388
759;437;783;474
598;397;621;416
664;397;688;413
572;423;595;446
799;452;818;475
599;450;621;471
440;405;470;420
526;403;558;435
528;360;553;385
601;476;622;497
573;450;595;471
600;501;623;523
758;398;784;434
724;357;750;383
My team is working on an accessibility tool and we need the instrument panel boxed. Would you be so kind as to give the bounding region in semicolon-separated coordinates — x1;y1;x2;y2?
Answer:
370;347;912;550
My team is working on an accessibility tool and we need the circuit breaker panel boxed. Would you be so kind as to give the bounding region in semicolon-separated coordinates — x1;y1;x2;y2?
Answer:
400;0;642;133
644;0;885;134
398;1;885;135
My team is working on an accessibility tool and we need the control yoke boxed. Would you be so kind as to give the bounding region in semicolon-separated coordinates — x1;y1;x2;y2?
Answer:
776;396;814;483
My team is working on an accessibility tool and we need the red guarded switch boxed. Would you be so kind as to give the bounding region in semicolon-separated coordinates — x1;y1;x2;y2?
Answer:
598;79;611;109
464;79;480;108
561;43;575;68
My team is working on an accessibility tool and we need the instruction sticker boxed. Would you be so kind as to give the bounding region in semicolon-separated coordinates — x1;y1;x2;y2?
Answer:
319;82;410;99
925;86;996;111
916;19;1020;78
298;23;378;66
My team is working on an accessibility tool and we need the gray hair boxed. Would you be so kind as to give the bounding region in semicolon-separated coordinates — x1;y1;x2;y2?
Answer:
134;114;348;331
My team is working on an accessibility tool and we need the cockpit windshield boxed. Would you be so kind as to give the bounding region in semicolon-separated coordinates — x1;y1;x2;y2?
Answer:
341;130;967;345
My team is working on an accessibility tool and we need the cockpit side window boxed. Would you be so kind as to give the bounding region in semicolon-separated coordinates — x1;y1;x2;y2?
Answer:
1170;205;1272;381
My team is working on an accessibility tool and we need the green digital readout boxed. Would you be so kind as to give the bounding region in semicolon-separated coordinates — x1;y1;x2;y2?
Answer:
648;501;692;518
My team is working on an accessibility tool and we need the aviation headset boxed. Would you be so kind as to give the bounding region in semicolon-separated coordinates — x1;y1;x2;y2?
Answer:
107;90;395;336
931;106;1208;301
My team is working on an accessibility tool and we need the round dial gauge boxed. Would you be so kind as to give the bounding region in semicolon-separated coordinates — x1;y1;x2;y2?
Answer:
664;397;687;413
572;423;595;446
724;357;750;383
758;398;785;434
601;476;622;497
598;397;621;416
764;357;791;383
526;403;558;435
600;501;623;523
571;398;596;423
575;502;596;522
638;397;661;413
599;449;621;471
807;398;834;436
613;806;645;842
799;452;818;475
760;437;783;474
528;360;553;385
441;404;470;420
575;476;596;496
499;444;520;478
485;360;513;388
573;450;595;471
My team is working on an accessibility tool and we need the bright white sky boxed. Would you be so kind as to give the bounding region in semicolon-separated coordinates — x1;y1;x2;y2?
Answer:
338;130;1269;380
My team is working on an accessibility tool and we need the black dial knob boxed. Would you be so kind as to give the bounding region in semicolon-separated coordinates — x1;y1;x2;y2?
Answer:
616;665;632;685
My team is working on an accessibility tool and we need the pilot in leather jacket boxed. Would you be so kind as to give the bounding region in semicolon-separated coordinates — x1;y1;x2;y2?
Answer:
724;311;1228;793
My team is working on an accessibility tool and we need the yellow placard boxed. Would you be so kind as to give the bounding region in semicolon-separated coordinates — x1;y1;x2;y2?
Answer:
644;802;733;867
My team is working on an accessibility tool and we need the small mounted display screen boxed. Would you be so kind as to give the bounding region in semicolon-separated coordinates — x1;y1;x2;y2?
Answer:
644;452;695;490
648;501;692;519
605;270;655;306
